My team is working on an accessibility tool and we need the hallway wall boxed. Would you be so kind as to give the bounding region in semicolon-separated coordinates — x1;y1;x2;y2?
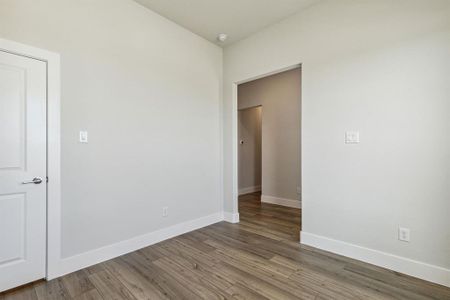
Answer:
238;68;301;205
238;106;262;194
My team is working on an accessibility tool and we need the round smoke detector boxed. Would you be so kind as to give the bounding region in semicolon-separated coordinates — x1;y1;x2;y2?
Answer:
217;33;228;43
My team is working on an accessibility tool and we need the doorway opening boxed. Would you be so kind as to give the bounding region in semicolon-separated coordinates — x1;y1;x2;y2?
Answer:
237;66;301;242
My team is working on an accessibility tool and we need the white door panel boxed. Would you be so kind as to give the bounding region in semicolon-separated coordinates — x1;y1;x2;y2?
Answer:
0;63;25;169
0;50;47;292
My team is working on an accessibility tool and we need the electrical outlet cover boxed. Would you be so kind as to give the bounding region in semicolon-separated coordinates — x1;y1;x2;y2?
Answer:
398;227;410;242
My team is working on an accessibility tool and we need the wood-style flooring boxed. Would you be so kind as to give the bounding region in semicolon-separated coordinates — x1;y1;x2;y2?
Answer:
2;192;449;299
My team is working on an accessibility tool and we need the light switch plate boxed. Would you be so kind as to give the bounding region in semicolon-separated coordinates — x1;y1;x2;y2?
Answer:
345;131;360;144
79;131;88;143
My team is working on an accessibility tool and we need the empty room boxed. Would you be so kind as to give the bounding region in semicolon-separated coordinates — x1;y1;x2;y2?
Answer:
0;0;449;299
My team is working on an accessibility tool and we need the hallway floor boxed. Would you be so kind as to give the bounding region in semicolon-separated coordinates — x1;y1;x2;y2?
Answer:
238;192;301;242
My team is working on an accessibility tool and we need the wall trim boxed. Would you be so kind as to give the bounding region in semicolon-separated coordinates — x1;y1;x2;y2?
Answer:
261;194;301;208
49;212;224;279
223;211;240;223
301;231;450;288
238;185;261;195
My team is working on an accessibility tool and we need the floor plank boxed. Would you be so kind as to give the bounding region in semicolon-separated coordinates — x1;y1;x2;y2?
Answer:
2;192;449;299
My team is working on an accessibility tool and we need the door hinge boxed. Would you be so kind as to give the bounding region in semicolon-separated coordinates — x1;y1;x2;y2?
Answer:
46;176;49;183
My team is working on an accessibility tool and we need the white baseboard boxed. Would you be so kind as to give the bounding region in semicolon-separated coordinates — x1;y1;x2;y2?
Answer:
223;211;240;223
301;231;450;288
261;195;301;208
49;212;223;280
238;185;261;195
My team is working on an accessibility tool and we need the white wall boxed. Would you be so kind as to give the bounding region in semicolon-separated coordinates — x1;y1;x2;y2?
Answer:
238;106;262;194
223;0;450;286
238;68;301;202
0;0;222;261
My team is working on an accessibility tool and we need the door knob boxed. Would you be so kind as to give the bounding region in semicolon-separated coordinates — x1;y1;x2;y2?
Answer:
22;177;43;184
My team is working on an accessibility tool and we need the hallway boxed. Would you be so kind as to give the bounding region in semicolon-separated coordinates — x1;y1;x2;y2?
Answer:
238;192;301;242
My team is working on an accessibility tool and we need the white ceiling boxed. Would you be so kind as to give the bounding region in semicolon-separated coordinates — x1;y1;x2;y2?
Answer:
134;0;321;46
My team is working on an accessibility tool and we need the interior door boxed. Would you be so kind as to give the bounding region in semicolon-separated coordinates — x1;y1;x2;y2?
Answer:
0;50;47;292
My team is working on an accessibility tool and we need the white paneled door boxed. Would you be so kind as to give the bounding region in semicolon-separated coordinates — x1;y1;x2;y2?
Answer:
0;50;47;292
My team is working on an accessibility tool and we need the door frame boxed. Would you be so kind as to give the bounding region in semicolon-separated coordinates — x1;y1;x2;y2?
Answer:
0;38;61;280
231;63;301;219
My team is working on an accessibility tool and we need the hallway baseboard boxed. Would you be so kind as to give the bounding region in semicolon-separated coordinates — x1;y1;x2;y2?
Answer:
223;211;240;223
261;194;301;208
238;185;261;195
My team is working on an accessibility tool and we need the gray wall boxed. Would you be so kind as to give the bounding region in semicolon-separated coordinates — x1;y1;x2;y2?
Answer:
223;0;450;276
238;106;262;193
0;0;222;258
238;69;301;202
